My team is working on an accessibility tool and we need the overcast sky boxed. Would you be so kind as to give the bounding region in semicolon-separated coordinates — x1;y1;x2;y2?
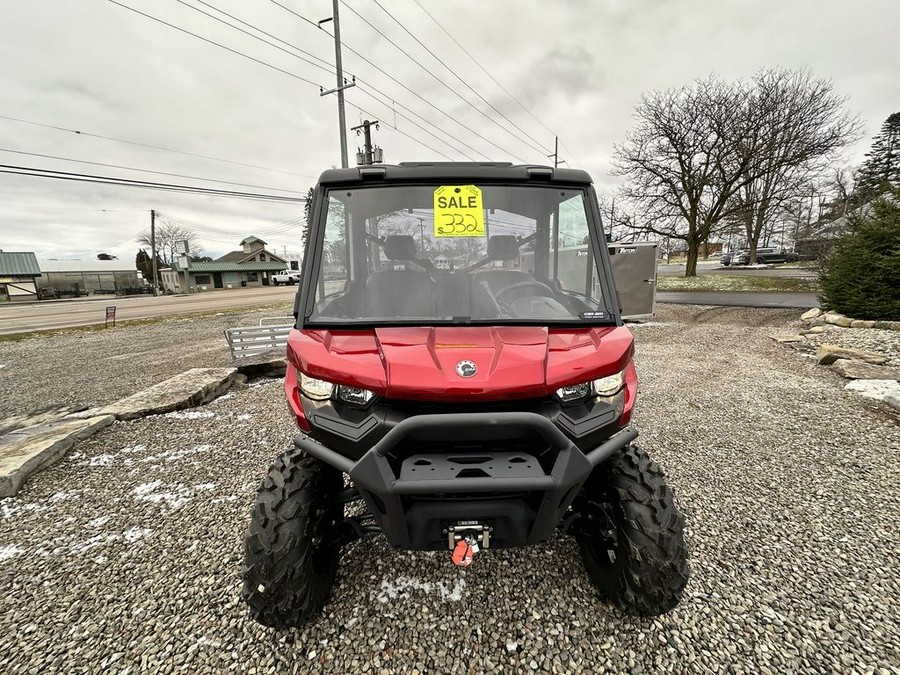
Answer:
1;0;897;261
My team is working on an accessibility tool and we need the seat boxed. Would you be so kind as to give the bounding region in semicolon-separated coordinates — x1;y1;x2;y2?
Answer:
365;235;434;318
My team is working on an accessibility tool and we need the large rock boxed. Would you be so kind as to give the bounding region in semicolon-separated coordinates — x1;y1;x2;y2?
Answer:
0;415;114;497
816;344;890;366
885;395;900;412
849;320;877;329
831;360;900;380
823;312;853;328
74;367;237;421
0;404;88;437
769;334;805;343
845;379;900;404
800;308;822;322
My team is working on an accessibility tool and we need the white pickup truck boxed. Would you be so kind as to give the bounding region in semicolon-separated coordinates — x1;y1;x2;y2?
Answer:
272;269;302;285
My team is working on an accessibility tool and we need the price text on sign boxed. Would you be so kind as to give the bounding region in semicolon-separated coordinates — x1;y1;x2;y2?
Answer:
434;185;484;237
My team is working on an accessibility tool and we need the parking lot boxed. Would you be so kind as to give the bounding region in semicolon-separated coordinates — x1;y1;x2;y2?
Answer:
1;304;898;674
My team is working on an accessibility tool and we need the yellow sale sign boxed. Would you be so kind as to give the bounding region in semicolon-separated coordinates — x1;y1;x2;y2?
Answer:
434;185;485;237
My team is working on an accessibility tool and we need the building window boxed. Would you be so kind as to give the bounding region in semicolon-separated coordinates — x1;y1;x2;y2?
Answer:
195;275;211;285
260;253;266;261
246;272;258;282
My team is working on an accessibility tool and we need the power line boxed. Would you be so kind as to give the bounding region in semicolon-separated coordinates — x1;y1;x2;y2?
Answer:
0;115;315;179
266;0;500;160
339;0;530;162
174;0;337;77
0;164;307;203
108;1;324;89
408;0;582;169
0;147;308;195
109;0;461;162
178;0;476;160
370;0;549;156
344;98;454;160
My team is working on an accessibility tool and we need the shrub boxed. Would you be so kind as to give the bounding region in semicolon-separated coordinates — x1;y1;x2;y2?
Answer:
819;192;900;320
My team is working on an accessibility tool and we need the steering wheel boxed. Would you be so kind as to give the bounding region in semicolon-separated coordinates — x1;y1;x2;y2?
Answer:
494;280;557;305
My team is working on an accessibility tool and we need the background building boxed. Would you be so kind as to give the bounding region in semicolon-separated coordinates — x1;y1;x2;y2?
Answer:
0;252;41;302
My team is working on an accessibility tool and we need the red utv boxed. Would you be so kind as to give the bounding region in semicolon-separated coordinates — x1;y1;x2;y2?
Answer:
242;163;688;628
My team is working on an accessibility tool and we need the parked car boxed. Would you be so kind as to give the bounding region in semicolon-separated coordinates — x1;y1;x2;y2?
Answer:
272;269;302;285
722;248;799;266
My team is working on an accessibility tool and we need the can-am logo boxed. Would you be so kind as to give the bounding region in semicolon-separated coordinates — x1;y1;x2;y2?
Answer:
456;360;477;378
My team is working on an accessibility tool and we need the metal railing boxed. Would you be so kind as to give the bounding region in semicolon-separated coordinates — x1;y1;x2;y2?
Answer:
224;316;294;359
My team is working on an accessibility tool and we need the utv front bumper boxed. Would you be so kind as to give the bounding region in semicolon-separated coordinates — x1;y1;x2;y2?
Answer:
294;413;637;550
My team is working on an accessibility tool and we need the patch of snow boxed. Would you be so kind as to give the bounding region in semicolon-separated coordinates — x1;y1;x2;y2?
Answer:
122;527;151;543
87;516;110;528
1;498;45;519
49;491;78;502
845;379;900;402
236;413;252;420
119;445;146;454
133;481;193;509
627;321;670;329
163;410;217;420
88;454;117;467
193;483;215;491
213;393;233;403
375;575;466;603
93;556;108;564
0;544;24;561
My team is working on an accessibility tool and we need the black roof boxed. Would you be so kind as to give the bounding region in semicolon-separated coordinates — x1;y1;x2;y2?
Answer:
316;163;593;186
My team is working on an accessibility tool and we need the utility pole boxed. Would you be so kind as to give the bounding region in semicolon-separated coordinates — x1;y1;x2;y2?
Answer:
547;136;566;168
352;119;383;165
150;209;158;296
318;2;355;169
417;217;424;249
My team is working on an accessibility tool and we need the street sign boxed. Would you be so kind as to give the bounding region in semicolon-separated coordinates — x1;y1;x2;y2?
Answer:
105;305;116;328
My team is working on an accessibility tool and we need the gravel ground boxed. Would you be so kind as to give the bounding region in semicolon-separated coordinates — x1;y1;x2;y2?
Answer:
0;306;291;418
1;304;899;674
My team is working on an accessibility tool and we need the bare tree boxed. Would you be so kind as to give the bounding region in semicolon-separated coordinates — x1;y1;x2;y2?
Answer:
728;70;860;263
613;77;763;276
137;220;202;265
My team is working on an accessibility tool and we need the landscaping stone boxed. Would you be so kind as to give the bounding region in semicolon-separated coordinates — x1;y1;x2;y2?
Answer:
0;404;88;437
844;378;900;403
72;367;237;421
875;320;900;331
816;344;891;366
831;360;900;380
824;312;853;328
885;395;900;412
809;316;827;328
769;334;805;343
800;307;822;321
0;414;114;497
849;320;877;329
800;326;826;334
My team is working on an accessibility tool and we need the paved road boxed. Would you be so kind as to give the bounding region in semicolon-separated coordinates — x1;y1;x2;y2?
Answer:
0;286;298;335
657;291;819;308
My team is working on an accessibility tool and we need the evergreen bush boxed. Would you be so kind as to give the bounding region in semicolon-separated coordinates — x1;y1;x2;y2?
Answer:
819;192;900;320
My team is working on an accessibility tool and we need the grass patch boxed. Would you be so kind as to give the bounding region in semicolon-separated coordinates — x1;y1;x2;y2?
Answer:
656;275;820;293
0;302;294;343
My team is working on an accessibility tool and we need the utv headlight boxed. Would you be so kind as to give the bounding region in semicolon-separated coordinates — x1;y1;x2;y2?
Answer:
299;373;335;401
336;385;375;407
592;370;625;397
555;382;591;403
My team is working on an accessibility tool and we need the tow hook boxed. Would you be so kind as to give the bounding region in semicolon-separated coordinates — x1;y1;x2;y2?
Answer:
447;521;490;567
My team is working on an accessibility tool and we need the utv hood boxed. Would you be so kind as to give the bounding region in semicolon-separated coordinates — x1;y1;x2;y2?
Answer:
288;326;634;402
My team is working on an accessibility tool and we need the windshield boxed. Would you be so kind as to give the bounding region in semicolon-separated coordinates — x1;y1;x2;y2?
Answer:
306;184;610;325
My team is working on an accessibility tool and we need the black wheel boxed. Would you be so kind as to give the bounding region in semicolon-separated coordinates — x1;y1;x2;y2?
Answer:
243;450;344;628
572;444;689;616
273;280;280;286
